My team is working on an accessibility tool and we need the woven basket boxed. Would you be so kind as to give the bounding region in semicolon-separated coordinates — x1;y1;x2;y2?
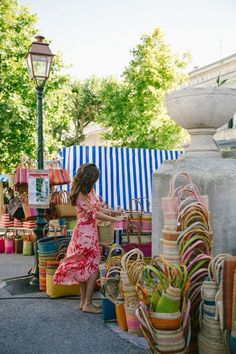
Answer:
125;305;142;335
23;240;33;256
198;332;228;354
98;221;114;246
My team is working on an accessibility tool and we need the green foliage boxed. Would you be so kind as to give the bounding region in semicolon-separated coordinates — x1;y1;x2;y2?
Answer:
0;3;190;171
0;0;72;172
0;0;37;172
97;28;190;149
64;77;102;146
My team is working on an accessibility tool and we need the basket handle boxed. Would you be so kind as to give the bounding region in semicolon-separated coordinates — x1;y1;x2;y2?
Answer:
168;172;193;198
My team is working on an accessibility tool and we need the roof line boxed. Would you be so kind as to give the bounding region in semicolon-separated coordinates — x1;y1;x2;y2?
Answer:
189;53;236;74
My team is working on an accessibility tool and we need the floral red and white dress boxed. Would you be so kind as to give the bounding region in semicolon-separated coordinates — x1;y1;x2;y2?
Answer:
54;191;100;285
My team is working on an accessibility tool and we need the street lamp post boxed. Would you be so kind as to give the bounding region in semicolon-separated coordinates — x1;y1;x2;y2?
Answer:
26;35;54;286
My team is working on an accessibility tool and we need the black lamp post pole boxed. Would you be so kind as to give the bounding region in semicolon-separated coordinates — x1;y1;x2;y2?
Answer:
37;86;44;169
30;85;47;286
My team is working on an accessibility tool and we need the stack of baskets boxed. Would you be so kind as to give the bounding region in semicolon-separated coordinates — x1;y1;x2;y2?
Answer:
136;258;190;354
198;255;229;354
122;198;152;258
160;174;191;265
37;224;71;291
120;249;145;335
38;250;57;291
161;172;213;345
98;244;125;323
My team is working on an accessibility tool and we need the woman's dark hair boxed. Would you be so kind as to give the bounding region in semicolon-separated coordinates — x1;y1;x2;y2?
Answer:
70;163;99;205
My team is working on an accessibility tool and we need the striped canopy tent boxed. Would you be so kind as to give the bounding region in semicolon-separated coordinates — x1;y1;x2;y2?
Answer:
58;146;181;212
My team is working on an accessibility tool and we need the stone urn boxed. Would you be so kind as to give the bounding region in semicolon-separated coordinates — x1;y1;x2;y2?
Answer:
165;87;236;157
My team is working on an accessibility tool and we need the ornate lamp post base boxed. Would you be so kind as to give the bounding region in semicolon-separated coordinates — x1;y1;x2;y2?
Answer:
30;209;47;287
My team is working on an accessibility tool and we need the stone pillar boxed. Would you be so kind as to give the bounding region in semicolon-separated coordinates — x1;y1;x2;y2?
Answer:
152;157;236;256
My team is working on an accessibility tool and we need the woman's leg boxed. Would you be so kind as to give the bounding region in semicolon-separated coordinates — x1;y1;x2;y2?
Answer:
83;270;101;313
79;282;87;309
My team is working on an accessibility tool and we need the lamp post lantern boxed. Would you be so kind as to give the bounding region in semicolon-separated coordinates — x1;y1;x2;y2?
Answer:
26;35;54;286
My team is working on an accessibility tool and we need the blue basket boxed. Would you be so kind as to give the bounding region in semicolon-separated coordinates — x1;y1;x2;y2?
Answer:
102;297;117;322
37;235;71;253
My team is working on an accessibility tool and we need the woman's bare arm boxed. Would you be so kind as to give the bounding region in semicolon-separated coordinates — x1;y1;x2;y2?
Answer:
95;211;124;222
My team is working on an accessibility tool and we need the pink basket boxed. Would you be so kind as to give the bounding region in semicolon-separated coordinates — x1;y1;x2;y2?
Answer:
4;239;15;254
122;243;151;257
0;238;5;253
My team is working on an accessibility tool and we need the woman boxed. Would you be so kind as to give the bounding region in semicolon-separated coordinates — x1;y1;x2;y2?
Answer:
54;163;125;314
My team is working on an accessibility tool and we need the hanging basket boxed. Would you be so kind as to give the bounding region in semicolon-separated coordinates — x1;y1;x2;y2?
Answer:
98;221;114;246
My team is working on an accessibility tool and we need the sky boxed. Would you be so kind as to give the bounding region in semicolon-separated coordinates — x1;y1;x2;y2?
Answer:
18;0;236;80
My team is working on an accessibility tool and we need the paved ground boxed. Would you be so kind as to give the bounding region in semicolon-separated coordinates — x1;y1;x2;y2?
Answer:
0;254;149;354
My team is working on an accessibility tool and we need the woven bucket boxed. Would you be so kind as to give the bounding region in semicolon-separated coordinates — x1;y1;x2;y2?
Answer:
4;239;14;254
164;254;181;265
149;311;182;331
102;297;117;321
162;230;180;241
46;263;80;298
198;332;228;354
124;305;142;335
23;240;33;256
201;317;222;340
15;239;23;254
39;265;46;291
156;288;181;314
0;237;4;253
154;327;185;353
116;302;128;331
202;280;218;300
123;291;139;308
98;221;114;246
203;304;216;318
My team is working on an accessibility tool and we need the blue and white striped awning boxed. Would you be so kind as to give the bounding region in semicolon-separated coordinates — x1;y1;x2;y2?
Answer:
59;146;181;212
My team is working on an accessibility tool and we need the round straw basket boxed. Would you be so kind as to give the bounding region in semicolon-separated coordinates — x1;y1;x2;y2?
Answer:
98;221;114;246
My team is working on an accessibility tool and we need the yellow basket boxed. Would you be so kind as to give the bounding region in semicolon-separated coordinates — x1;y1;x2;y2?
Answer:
46;273;80;298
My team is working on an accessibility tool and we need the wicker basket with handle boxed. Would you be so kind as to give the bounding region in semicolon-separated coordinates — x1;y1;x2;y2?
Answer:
97;221;114;246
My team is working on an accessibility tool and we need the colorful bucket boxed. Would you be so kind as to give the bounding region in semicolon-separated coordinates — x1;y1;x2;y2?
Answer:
4;239;14;254
15;239;23;254
124;306;141;335
23;240;33;256
115;302;128;331
39;265;46;291
102;297;117;321
0;238;5;253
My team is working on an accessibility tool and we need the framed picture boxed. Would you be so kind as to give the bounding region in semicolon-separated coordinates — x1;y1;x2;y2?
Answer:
28;170;50;209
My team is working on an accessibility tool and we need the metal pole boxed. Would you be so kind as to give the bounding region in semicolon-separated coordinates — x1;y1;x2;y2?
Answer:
36;86;44;169
30;86;47;287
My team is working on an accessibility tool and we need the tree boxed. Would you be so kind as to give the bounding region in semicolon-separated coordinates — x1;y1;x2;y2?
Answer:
64;77;102;146
98;28;190;149
0;0;72;172
0;0;37;172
